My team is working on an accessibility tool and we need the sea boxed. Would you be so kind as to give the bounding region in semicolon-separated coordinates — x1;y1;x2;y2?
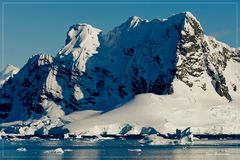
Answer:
1;138;240;160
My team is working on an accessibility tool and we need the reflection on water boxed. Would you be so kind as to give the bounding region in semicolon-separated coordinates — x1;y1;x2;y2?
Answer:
0;139;239;160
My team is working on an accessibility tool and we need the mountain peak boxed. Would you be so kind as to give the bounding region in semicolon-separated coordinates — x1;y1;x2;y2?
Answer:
123;16;143;29
185;11;195;18
64;23;101;45
181;11;204;38
1;64;19;74
0;64;19;88
56;23;101;72
169;11;195;19
128;16;142;24
27;54;53;67
184;11;201;25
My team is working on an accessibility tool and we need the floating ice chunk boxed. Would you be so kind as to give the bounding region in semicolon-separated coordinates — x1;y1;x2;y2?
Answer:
16;147;27;152
53;148;64;154
44;148;64;154
64;149;73;152
128;149;142;152
30;136;40;140
11;137;24;141
98;136;115;140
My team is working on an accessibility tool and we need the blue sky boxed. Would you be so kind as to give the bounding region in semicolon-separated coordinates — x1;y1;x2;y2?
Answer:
0;0;239;70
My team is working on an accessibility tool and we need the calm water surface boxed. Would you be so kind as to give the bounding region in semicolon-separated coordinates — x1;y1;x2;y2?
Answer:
1;139;240;160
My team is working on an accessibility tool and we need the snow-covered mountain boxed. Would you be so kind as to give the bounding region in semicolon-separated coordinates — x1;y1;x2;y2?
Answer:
0;12;239;135
0;64;19;88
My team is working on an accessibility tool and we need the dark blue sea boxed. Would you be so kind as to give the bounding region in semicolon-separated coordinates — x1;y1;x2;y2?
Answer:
1;139;240;159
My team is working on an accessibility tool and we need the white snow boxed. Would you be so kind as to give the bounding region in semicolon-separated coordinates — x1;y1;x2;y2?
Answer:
43;100;65;118
16;116;64;135
0;64;19;88
57;23;101;72
74;84;84;100
45;69;63;99
63;92;240;135
222;60;240;101
128;16;142;28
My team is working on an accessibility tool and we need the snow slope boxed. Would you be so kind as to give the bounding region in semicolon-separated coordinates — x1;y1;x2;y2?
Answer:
0;64;19;88
63;92;240;135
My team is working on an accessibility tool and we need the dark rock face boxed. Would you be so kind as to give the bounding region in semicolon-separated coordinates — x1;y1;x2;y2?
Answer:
0;12;238;122
175;13;236;101
176;16;204;87
202;38;234;101
0;55;53;120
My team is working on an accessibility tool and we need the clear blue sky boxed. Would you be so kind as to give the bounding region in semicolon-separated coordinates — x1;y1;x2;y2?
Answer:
0;0;239;70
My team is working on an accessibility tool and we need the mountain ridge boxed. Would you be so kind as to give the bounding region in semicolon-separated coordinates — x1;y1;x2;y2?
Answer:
0;12;239;123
